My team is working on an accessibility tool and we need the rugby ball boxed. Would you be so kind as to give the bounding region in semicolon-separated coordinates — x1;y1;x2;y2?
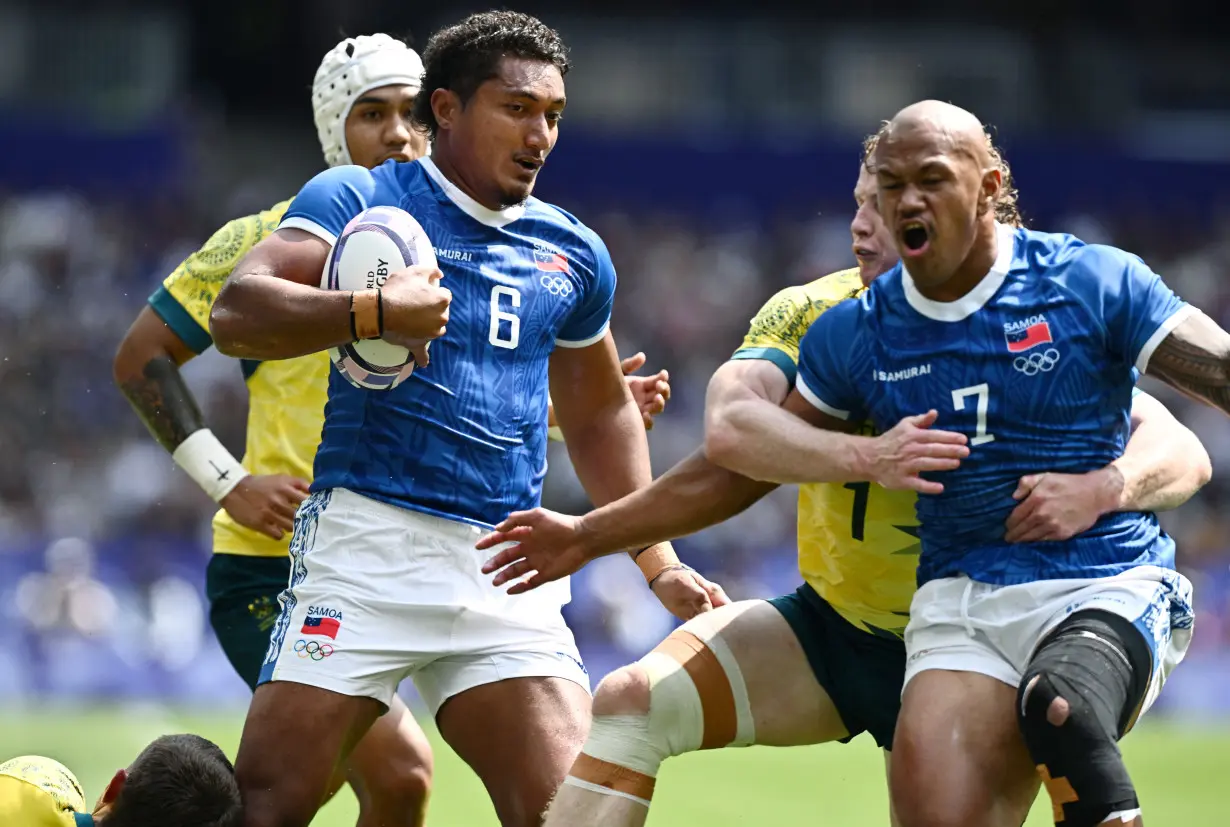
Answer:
323;205;438;390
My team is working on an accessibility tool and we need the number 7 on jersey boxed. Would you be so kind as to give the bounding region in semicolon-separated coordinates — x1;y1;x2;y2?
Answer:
951;383;995;446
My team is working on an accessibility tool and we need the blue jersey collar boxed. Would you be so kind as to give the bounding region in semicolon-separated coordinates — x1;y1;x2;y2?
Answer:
74;813;96;826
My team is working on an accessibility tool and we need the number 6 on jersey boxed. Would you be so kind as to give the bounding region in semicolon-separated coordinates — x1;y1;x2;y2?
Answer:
951;383;995;446
489;285;521;349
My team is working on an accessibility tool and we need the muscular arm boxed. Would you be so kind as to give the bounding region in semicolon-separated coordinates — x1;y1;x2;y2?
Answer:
1144;309;1230;412
1006;316;1221;543
566;359;784;556
1109;391;1211;513
703;359;791;468
113;307;205;451
575;448;777;557
705;372;870;484
549;331;656;507
703;359;806;475
209;229;353;360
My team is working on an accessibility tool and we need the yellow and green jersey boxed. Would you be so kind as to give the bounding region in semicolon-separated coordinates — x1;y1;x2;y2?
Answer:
732;268;919;637
0;756;92;826
149;199;331;558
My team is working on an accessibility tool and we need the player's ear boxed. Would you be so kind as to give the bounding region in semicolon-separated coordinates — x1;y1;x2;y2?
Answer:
980;167;1002;217
92;769;127;818
430;88;462;133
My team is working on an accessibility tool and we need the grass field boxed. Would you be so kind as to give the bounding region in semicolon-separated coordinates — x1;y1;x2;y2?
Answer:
1;707;1224;826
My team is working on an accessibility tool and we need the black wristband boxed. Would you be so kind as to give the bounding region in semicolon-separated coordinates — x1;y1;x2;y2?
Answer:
348;292;358;340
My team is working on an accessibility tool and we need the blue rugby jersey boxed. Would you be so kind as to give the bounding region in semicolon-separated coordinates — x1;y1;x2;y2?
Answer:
280;158;616;527
796;223;1191;585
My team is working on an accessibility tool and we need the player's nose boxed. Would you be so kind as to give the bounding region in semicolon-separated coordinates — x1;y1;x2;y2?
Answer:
850;205;873;238
898;182;926;213
387;118;412;144
524;116;551;151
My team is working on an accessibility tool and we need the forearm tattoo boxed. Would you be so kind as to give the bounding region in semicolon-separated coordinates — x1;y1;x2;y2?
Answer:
119;354;206;452
1146;312;1230;413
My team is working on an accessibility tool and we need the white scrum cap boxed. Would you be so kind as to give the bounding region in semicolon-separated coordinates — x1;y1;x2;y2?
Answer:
312;34;425;167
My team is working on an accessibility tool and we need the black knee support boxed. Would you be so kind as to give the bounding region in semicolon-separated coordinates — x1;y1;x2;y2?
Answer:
1017;610;1151;827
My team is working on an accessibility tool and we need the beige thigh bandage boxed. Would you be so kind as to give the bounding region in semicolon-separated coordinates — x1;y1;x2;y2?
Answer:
564;623;755;806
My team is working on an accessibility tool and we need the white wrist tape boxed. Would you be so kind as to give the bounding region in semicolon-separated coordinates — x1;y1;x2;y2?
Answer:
172;429;249;502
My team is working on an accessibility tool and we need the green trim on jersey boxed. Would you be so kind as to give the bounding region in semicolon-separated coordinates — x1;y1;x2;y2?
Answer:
731;346;798;384
149;286;212;353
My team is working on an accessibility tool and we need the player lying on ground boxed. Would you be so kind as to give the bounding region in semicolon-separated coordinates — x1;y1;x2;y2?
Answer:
206;12;723;827
476;137;1210;827
112;32;668;827
788;100;1225;827
1;735;239;827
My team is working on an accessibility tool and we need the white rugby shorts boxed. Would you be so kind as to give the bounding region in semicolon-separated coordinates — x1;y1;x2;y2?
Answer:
903;565;1194;723
259;488;590;713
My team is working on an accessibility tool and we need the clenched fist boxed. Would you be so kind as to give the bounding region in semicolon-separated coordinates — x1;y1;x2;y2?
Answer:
381;265;451;365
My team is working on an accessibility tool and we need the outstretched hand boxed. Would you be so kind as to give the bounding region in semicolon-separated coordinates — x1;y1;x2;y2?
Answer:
478;508;594;594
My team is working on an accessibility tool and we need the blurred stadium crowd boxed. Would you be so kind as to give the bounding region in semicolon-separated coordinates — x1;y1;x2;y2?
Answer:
2;182;1230;712
2;0;1230;721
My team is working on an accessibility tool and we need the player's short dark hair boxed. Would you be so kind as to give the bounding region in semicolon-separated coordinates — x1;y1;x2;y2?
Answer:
104;734;240;827
412;10;571;140
861;122;1024;228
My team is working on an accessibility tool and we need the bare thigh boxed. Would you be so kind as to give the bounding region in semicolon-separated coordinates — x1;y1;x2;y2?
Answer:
676;600;850;746
345;694;435;827
236;681;384;827
436;676;591;827
891;670;1039;827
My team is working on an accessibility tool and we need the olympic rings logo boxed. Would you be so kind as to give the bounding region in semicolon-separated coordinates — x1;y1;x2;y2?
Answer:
294;639;335;660
1013;348;1061;376
540;275;574;296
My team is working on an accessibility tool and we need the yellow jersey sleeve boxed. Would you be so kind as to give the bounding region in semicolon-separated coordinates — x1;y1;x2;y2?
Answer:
0;756;89;826
731;268;863;383
148;199;292;353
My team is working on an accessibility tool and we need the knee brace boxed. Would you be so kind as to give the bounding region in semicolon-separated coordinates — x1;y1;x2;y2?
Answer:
565;623;755;806
1017;610;1151;827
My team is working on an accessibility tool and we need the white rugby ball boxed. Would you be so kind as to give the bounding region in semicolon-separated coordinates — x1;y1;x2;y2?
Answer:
323;205;438;390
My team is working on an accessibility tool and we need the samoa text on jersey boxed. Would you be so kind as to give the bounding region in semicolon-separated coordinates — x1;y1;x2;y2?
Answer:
279;158;616;528
796;223;1192;586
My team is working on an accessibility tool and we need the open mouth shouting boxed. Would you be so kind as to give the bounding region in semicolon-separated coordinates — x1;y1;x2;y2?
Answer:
900;220;930;258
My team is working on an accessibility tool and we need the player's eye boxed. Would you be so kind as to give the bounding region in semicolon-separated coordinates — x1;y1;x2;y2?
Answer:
362;110;381;121
506;103;525;113
879;181;903;191
546;111;563;124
